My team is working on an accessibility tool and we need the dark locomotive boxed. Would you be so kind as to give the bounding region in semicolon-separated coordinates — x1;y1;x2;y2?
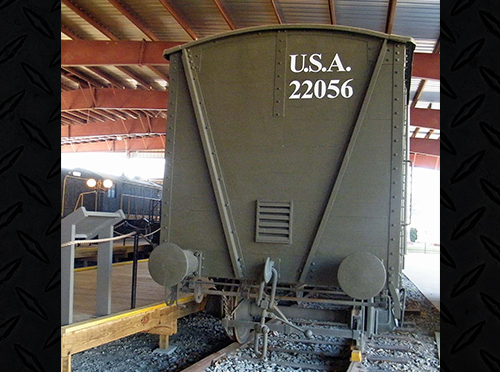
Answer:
61;168;162;241
148;25;415;359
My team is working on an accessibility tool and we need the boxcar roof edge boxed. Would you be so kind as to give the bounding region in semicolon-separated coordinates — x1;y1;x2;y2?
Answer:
163;24;416;60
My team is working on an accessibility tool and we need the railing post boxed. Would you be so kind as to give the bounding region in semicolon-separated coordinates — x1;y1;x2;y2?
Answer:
131;232;139;309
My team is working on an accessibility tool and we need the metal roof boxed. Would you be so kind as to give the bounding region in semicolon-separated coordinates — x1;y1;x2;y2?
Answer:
61;0;440;169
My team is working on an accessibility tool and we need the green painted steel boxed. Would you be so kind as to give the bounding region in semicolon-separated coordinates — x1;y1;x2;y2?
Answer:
159;26;415;294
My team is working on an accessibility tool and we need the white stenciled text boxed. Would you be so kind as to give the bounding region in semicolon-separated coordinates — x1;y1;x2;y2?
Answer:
288;53;354;100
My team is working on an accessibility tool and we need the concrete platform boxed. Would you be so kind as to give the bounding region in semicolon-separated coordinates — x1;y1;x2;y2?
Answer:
403;252;440;311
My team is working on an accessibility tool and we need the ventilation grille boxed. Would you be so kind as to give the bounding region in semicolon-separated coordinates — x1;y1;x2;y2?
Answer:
255;201;293;244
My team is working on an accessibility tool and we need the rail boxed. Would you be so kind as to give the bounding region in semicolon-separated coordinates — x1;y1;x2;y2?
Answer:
120;193;161;221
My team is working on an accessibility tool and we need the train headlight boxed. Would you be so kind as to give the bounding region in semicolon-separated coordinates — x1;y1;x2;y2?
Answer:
86;178;97;188
103;179;113;188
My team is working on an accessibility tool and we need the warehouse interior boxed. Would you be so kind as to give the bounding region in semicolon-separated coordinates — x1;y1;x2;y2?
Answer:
60;1;440;371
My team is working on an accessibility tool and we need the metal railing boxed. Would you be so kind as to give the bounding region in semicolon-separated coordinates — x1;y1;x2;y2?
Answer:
74;191;98;212
119;194;161;221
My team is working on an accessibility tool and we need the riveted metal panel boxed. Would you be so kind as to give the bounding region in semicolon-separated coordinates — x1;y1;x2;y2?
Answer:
161;26;414;285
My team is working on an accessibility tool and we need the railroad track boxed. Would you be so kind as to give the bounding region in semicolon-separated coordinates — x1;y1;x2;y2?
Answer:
178;323;417;372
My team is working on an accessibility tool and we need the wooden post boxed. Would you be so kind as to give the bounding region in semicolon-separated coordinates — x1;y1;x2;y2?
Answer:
61;355;71;372
159;334;169;349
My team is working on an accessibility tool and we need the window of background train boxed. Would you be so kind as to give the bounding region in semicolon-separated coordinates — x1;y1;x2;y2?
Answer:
107;185;116;198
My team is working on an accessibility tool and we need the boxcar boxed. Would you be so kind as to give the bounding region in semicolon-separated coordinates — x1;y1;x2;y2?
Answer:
148;25;415;355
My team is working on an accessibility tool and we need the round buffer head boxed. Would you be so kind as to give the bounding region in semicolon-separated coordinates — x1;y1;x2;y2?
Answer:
148;243;194;288
337;252;386;300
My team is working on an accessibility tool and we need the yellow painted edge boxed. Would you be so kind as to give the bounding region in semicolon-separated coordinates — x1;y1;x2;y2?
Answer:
61;296;194;334
74;259;149;272
350;350;362;362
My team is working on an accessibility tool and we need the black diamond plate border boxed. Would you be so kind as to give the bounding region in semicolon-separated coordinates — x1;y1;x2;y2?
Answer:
0;1;60;371
441;0;500;371
0;0;499;370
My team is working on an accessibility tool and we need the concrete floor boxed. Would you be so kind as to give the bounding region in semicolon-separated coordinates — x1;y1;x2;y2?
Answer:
403;252;440;311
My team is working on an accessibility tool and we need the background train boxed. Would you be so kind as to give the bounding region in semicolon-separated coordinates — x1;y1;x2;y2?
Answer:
146;25;415;356
61;168;163;246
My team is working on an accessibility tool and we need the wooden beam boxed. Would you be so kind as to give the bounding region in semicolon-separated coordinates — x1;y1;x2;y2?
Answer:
61;117;166;138
410;138;440;156
61;136;166;152
412;53;439;80
410;108;440;130
61;298;204;370
158;0;199;40
61;89;168;111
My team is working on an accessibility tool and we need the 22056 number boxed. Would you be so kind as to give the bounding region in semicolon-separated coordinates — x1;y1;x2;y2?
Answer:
289;79;354;100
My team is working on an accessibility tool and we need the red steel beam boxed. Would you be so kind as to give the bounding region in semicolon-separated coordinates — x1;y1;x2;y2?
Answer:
270;0;283;24
328;0;337;25
63;136;439;164
410;138;439;156
107;0;160;41
410;108;440;130
212;0;236;30
62;0;118;40
61;89;168;110
61;116;166;137
61;40;184;66
412;53;439;80
62;40;439;81
385;0;398;34
158;0;199;40
410;152;440;170
61;136;165;153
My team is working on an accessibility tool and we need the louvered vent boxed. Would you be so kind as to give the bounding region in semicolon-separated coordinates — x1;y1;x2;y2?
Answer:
255;201;293;244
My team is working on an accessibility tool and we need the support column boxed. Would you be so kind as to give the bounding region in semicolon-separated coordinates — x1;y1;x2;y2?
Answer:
61;224;76;325
96;224;114;316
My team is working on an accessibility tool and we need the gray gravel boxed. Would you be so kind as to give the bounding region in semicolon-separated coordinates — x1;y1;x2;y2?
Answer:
72;275;439;372
71;312;232;372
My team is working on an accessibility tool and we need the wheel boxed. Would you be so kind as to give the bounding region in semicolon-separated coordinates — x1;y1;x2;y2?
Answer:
233;299;253;343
